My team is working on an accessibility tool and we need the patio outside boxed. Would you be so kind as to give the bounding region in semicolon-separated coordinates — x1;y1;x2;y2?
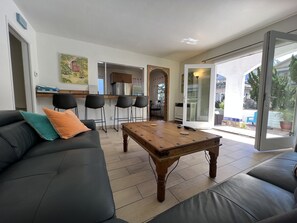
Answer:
214;50;297;139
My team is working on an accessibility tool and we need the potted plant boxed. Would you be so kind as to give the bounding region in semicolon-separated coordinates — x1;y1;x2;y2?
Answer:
280;109;294;131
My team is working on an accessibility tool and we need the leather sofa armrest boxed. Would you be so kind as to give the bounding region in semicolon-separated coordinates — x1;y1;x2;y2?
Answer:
257;209;297;223
81;119;96;130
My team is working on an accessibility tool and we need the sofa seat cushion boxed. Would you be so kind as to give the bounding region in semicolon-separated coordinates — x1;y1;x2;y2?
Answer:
150;189;257;223
150;174;295;223
257;208;297;223
209;174;295;220
0;172;57;223
0;148;116;223
248;152;297;193
23;130;100;159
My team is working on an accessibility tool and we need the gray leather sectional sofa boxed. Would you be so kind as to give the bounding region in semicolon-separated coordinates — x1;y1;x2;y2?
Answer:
1;110;297;223
149;151;297;223
0;110;126;223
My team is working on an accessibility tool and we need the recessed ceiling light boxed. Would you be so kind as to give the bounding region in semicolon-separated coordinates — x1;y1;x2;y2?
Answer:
181;37;199;45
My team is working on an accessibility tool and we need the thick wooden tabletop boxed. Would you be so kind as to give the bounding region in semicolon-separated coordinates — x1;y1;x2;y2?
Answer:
122;121;221;159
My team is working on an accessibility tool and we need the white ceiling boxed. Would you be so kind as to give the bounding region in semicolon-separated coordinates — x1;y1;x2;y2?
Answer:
13;0;297;62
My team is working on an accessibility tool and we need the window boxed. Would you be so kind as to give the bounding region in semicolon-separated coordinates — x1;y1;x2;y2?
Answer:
98;61;144;95
98;78;104;94
98;62;106;94
157;83;165;102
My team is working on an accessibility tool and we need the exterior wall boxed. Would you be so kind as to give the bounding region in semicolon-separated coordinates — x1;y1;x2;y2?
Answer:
216;53;262;120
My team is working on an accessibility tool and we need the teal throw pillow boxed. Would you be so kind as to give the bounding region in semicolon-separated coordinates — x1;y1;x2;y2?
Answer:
20;111;59;141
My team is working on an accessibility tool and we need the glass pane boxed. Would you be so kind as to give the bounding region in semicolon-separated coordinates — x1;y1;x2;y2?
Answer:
266;39;297;138
98;79;104;94
157;83;165;101
186;68;211;122
98;62;106;94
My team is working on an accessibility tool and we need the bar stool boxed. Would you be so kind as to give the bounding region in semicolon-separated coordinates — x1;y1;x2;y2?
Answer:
85;94;107;133
132;96;148;122
114;96;132;131
53;93;79;117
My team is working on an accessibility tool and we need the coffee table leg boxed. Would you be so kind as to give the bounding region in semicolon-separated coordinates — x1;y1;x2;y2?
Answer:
152;157;178;202
155;163;168;202
208;147;219;178
123;131;128;152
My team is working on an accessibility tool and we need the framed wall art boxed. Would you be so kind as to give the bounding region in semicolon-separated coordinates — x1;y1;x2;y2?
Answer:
60;53;88;84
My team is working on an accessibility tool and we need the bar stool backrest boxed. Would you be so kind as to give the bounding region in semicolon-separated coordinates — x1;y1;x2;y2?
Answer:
85;94;105;109
116;96;132;108
53;93;77;109
134;96;148;108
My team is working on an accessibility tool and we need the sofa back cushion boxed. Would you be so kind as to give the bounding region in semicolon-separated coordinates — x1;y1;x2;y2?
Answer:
0;137;18;172
0;110;23;127
0;121;40;159
0;110;40;171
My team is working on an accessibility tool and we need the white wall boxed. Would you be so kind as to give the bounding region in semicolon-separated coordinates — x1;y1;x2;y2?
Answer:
216;53;262;120
183;14;297;66
0;0;39;110
36;33;180;122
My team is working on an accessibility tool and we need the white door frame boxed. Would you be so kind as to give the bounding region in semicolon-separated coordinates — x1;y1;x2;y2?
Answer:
183;64;215;129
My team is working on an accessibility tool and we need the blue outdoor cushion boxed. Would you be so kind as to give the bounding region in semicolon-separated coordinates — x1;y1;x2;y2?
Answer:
20;111;59;141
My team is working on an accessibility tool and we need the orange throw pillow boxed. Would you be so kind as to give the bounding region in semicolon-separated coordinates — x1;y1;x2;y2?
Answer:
43;108;91;139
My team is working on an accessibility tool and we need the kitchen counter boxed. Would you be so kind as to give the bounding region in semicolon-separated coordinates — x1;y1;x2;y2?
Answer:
36;90;136;99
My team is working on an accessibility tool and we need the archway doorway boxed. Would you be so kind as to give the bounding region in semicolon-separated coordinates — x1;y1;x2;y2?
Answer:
147;65;169;121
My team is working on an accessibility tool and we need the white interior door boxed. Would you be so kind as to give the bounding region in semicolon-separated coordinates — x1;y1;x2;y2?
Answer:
255;30;297;150
183;64;215;129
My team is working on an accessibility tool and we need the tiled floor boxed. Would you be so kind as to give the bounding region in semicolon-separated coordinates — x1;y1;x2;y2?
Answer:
99;127;292;223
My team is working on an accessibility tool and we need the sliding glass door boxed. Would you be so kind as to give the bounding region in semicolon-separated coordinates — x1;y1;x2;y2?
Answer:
255;31;297;150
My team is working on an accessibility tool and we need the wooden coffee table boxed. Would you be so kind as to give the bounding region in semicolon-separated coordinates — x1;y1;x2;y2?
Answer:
121;121;221;202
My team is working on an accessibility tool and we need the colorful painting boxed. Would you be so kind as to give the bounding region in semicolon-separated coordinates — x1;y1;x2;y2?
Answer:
60;53;88;84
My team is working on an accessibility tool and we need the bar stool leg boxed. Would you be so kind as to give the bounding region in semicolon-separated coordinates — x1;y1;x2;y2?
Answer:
75;107;79;117
117;107;120;131
113;106;117;131
100;108;103;130
101;107;107;133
